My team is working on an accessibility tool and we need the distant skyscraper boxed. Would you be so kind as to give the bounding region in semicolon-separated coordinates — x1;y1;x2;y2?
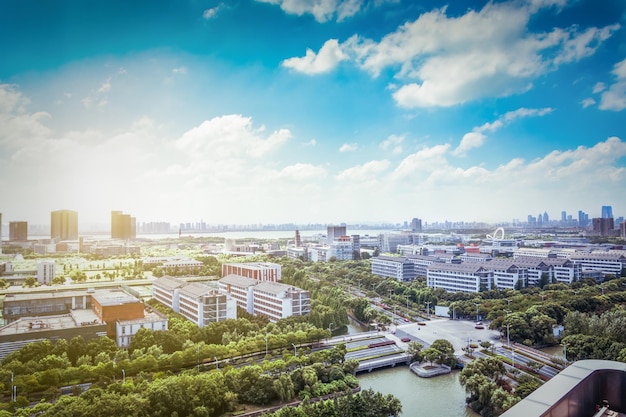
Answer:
601;205;613;219
578;210;589;228
111;211;136;240
9;221;28;241
543;212;549;224
327;225;347;244
561;211;566;222
411;218;423;232
295;229;301;247
51;210;78;241
537;213;543;226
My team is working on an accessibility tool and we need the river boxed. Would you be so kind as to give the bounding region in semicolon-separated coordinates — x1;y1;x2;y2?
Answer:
344;320;480;417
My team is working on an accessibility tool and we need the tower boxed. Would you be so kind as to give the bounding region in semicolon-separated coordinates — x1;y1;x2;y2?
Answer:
51;210;78;241
111;211;136;240
601;205;613;219
9;221;28;241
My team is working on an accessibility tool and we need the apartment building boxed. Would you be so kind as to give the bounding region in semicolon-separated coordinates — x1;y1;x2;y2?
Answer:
51;210;78;241
221;262;282;282
9;221;27;242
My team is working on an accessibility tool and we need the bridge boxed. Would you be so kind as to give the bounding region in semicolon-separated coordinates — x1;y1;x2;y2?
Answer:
356;353;410;373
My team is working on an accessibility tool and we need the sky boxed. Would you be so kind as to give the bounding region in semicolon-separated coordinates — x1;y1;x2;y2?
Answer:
1;0;626;227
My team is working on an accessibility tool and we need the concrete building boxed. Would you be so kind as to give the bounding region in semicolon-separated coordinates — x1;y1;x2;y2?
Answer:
218;274;311;322
111;211;136;240
36;260;56;285
152;277;237;327
371;256;416;282
51;210;78;241
380;233;412;254
326;225;347;244
221;262;282;282
9;221;27;242
592;217;615;237
483;260;526;290
178;283;237;327
1;288;166;351
569;252;625;277
427;263;493;293
501;360;626;417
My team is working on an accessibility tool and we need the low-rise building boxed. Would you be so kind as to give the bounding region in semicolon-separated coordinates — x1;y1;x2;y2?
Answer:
427;263;493;293
221;262;282;282
371;256;416;282
218;274;311;322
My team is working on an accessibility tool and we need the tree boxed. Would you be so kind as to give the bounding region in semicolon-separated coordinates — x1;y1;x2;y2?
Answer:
24;276;37;287
422;347;441;366
407;341;424;363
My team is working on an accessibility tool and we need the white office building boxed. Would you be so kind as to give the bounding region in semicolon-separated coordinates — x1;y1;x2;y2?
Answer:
36;260;56;285
427;263;493;293
371;256;416;282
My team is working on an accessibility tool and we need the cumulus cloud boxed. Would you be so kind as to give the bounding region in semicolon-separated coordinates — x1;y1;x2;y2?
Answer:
599;57;626;111
282;39;346;75
380;134;404;155
284;0;619;107
336;159;389;181
339;142;358;152
581;97;596;108
0;84;51;148
276;163;327;180
257;0;365;23
454;107;553;155
172;67;188;75
175;114;291;159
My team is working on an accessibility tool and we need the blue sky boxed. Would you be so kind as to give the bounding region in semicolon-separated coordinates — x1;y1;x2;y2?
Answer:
1;0;625;227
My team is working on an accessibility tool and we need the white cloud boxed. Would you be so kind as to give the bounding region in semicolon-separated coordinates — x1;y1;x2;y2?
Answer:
282;39;346;75
453;132;486;156
276;163;327;180
172;67;188;75
454;107;553;155
257;0;365;23
339;142;358;152
593;82;606;94
380;134;404;155
286;0;619;107
390;144;450;180
336;159;390;181
581;97;596;108
175;114;292;159
0;84;51;149
304;139;317;146
599;57;626;111
97;78;111;93
203;4;223;19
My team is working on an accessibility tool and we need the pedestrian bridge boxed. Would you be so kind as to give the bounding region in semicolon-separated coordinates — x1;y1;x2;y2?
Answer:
356;353;410;373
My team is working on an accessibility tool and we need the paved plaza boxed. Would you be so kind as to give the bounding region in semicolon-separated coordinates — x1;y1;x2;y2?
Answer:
393;318;503;355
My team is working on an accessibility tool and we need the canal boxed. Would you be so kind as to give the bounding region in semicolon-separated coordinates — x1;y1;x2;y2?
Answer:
343;319;479;417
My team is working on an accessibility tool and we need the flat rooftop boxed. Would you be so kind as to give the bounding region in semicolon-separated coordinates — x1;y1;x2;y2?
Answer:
89;289;140;306
0;309;102;337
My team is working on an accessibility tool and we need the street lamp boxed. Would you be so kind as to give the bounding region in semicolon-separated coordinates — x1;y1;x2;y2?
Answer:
11;371;15;403
563;343;567;367
214;356;219;370
264;334;269;356
196;345;200;372
405;294;409;310
425;301;430;319
451;303;455;320
474;303;480;321
122;368;126;384
504;309;511;316
291;343;297;357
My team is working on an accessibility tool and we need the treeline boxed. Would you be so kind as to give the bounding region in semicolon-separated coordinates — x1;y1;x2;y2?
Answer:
561;307;626;362
1;346;363;417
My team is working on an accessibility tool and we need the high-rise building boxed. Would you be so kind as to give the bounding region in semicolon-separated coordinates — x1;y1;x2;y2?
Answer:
542;211;549;225
9;221;28;241
578;210;589;228
327;225;347;244
51;210;78;241
592;217;614;236
411;218;423;232
111;211;136;240
561;211;566;222
601;205;613;219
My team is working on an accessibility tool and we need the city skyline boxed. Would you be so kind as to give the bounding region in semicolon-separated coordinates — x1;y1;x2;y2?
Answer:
1;0;625;225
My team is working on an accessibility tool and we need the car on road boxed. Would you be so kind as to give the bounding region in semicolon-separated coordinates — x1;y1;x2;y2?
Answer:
417;322;426;326
475;325;485;329
401;337;411;342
